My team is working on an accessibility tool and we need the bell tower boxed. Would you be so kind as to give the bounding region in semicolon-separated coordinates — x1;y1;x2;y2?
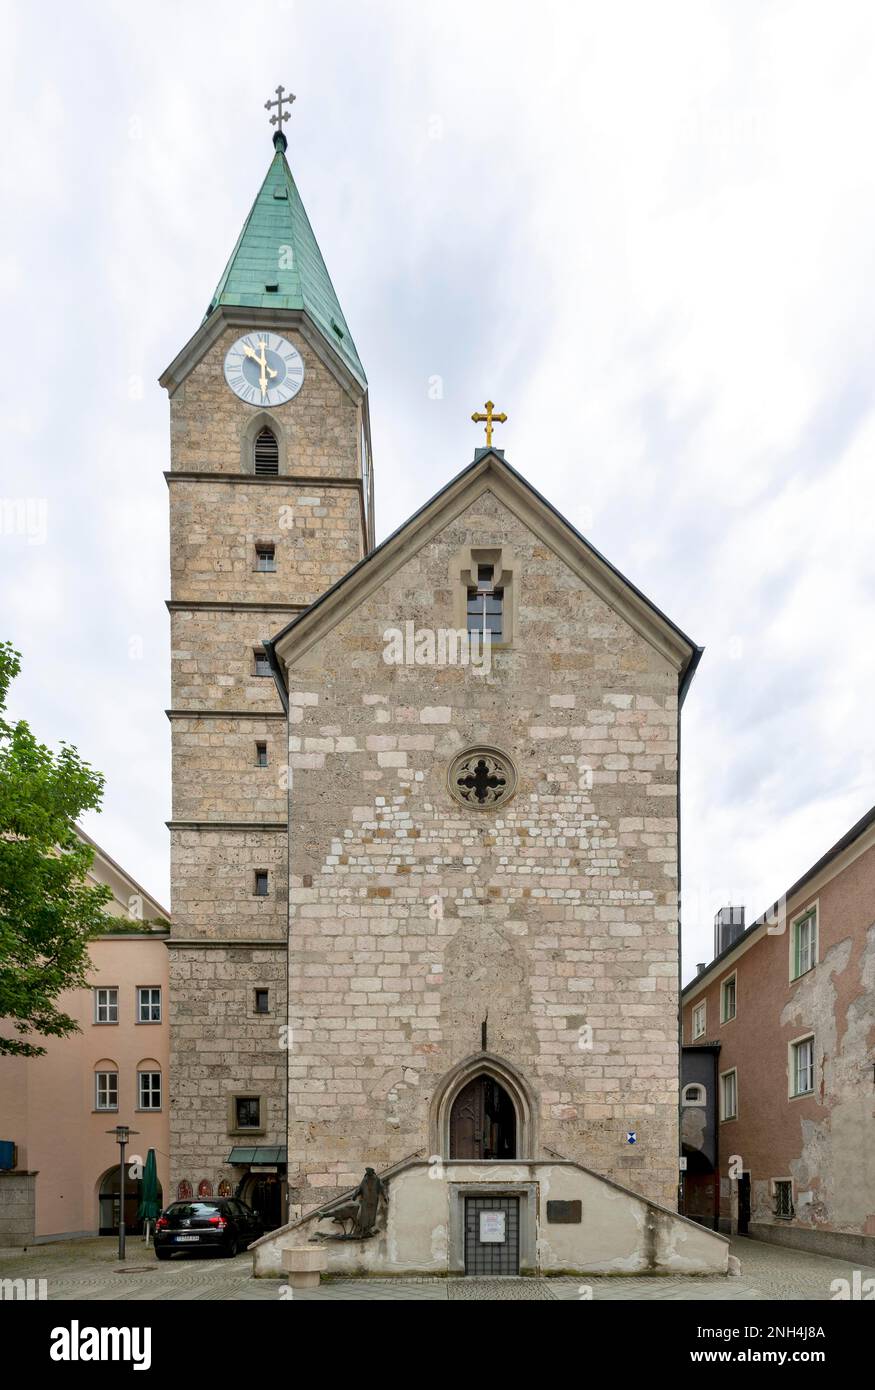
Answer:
159;89;373;1215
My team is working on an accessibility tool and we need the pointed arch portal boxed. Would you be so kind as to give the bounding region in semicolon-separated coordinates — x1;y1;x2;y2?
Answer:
431;1052;537;1160
450;1074;517;1160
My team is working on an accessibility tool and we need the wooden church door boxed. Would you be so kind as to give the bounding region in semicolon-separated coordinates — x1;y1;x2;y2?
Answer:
449;1075;517;1160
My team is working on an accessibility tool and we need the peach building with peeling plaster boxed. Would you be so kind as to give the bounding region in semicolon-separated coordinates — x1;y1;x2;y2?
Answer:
682;805;875;1264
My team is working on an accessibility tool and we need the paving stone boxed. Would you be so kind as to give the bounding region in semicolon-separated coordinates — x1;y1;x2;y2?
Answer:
1;1235;872;1302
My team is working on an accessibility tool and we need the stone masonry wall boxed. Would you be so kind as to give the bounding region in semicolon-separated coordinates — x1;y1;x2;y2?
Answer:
171;716;286;822
169;828;288;942
169;324;361;479
281;488;681;1210
170;609;287;711
166;315;366;1195
167;944;288;1194
169;478;362;604
0;1173;36;1247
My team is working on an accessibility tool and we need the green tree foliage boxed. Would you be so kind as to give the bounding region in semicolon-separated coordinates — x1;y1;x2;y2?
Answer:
0;642;116;1056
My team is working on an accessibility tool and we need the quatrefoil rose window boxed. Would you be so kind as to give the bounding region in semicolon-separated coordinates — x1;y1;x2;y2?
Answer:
448;747;516;809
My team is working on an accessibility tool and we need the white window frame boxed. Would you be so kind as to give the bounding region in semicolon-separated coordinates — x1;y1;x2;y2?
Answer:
137;986;162;1024
691;1000;706;1040
789;1033;815;1098
720;1067;738;1121
790;903;818;981
720;971;737;1024
453;545;517;649
681;1082;706;1107
95;1071;119;1111
137;1071;162;1111
94;987;119;1024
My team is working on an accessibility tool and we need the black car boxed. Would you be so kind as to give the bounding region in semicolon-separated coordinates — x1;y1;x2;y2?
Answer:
154;1199;264;1260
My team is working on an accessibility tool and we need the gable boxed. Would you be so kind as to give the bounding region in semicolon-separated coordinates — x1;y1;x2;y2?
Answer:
268;452;701;695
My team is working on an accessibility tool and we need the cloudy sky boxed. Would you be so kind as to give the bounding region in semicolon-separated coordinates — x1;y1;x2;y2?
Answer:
2;0;873;980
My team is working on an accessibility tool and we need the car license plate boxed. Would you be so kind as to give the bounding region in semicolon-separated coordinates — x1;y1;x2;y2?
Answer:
175;1234;199;1242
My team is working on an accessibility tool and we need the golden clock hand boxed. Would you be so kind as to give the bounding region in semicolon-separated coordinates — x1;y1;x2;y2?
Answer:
256;340;278;395
249;340;267;395
244;341;278;395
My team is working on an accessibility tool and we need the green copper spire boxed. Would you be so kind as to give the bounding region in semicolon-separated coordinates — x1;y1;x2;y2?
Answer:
205;128;366;387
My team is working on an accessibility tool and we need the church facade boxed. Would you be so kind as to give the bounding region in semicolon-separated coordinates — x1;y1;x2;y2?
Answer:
161;104;726;1275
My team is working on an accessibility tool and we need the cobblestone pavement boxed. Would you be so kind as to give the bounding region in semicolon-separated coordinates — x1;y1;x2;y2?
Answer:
0;1235;872;1301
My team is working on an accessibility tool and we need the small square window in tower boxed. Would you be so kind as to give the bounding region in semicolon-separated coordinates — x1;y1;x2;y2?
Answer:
254;649;271;677
254;427;279;475
235;1097;261;1130
256;544;276;572
467;565;503;643
254;870;269;897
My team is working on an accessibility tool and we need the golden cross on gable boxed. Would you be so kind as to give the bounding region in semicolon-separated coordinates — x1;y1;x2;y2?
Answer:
471;400;507;448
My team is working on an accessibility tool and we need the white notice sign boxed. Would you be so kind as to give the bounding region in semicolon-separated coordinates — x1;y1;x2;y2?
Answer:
479;1210;506;1243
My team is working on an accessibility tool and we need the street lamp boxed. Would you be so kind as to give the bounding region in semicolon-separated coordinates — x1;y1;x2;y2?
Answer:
106;1124;139;1261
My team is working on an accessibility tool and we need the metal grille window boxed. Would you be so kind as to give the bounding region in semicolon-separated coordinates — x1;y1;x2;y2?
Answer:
235;1096;261;1129
793;910;817;979
464;1195;520;1275
254;428;279;474
466;565;503;643
137;987;161;1023
94;988;118;1024
138;1071;162;1110
256;545;276;572
792;1036;815;1096
774;1180;794;1219
254;650;271;677
95;1072;118;1111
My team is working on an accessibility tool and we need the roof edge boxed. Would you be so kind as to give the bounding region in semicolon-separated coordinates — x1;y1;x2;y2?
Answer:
268;450;701;682
158;304;368;399
682;800;875;997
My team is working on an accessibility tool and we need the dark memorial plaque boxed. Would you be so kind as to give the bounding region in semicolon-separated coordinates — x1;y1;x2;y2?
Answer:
546;1199;582;1224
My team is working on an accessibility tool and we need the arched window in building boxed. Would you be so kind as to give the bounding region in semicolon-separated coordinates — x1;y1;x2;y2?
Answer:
254;427;279;475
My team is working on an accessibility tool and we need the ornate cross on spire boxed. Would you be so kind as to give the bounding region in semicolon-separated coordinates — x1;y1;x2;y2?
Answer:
265;85;296;148
471;400;507;449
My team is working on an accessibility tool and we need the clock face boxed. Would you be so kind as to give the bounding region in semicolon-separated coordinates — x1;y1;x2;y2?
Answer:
223;332;305;407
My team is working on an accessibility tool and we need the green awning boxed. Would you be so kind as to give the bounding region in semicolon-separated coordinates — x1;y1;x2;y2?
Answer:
226;1146;287;1166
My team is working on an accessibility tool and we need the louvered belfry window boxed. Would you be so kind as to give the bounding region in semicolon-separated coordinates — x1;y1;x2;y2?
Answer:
254;427;279;475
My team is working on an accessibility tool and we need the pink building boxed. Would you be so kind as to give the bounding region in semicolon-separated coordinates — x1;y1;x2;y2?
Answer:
0;831;170;1244
681;805;875;1263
